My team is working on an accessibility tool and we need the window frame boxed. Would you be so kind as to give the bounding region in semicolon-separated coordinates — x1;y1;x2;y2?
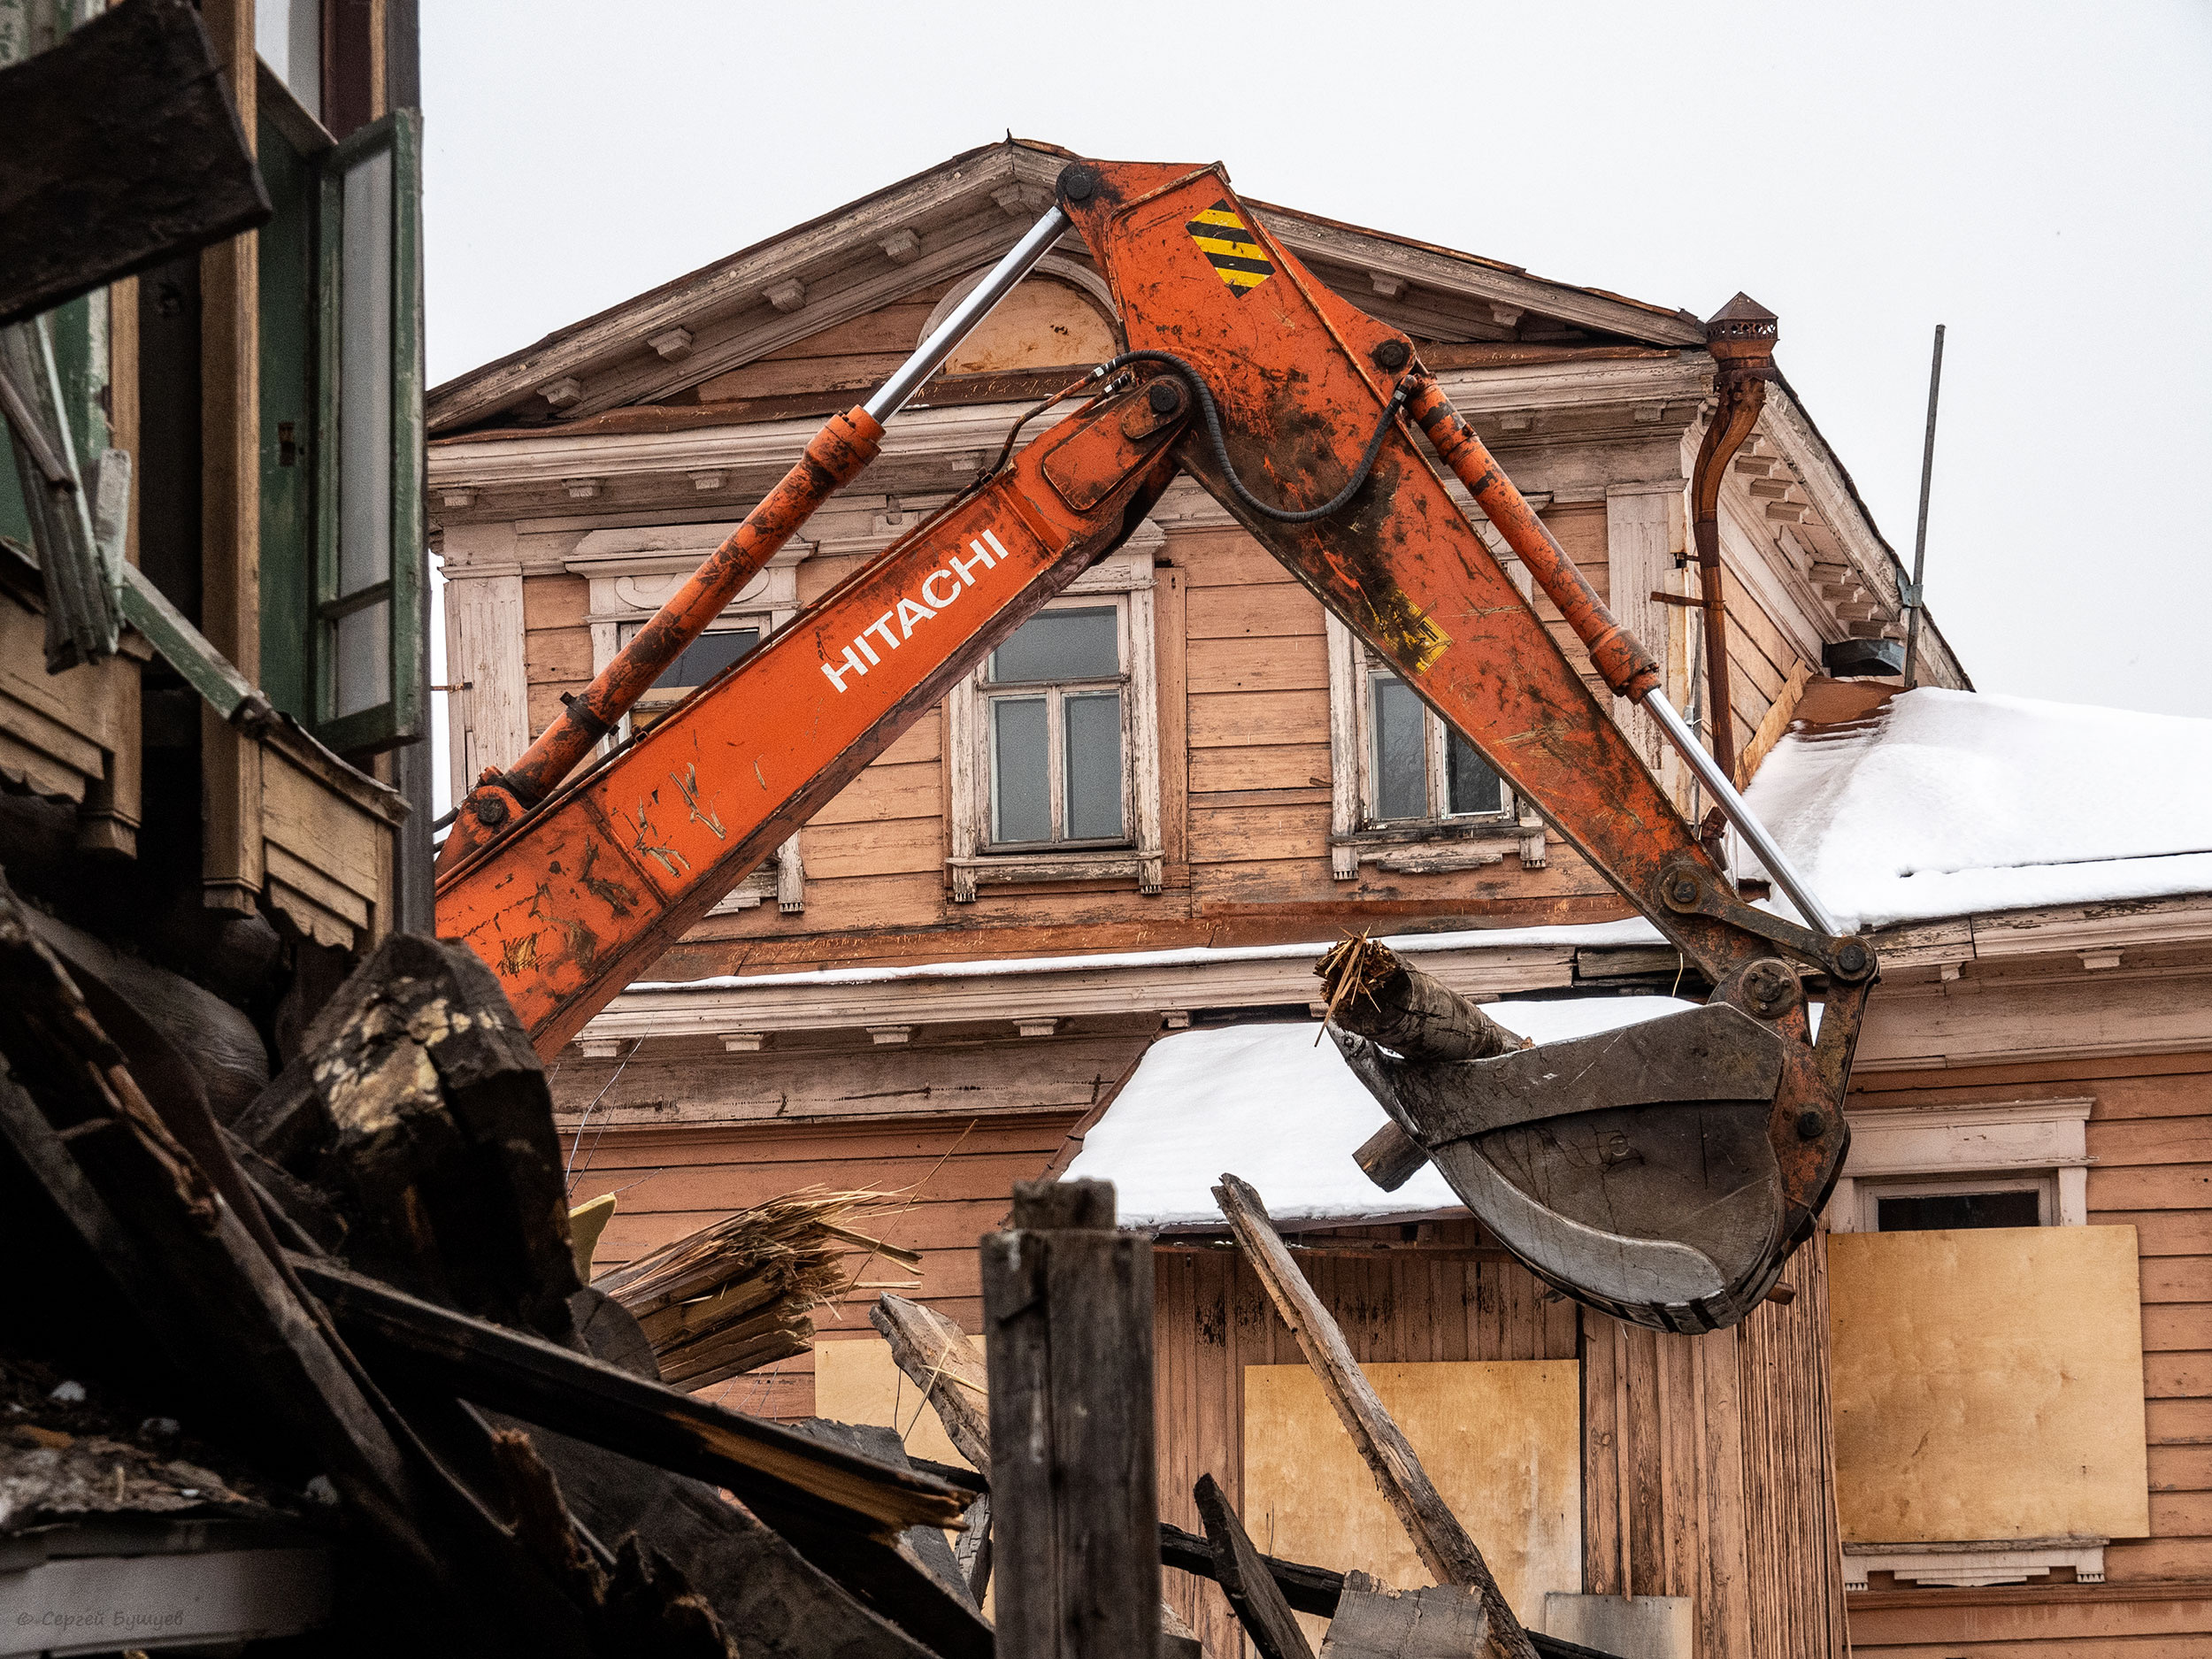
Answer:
310;107;425;756
947;536;1164;901
1325;612;1546;880
1828;1098;2092;1234
978;595;1134;854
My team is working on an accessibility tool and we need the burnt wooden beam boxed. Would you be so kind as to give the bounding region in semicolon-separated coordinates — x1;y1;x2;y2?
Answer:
1213;1173;1539;1659
983;1179;1161;1659
519;1424;953;1659
1158;1523;1345;1619
289;1253;969;1538
0;0;271;328
1194;1473;1316;1659
0;886;587;1655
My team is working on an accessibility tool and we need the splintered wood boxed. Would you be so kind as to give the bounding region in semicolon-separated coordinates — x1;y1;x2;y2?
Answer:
594;1191;916;1389
1315;936;1525;1062
1315;935;1527;1193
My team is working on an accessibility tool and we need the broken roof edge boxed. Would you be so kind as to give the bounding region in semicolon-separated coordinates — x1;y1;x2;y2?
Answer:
428;137;1708;436
1765;369;1972;694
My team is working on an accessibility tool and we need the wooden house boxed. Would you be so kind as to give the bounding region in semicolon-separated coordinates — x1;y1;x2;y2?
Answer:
0;0;431;989
429;141;2208;1655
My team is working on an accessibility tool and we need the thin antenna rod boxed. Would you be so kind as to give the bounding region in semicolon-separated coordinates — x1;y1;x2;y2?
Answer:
1901;324;1945;688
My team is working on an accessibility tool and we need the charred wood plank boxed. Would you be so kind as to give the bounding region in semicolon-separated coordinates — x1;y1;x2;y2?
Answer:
0;0;270;328
1194;1472;1315;1659
795;1417;979;1609
487;1426;739;1659
238;933;580;1340
1159;1522;1344;1618
983;1179;1161;1659
524;1425;949;1659
1213;1173;1538;1659
290;1252;968;1537
0;891;584;1656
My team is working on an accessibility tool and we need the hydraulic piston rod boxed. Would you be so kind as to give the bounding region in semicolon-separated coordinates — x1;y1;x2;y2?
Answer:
439;208;1073;870
1402;373;1839;938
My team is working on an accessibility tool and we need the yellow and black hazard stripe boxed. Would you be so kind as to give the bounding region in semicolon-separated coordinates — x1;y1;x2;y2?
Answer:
1185;199;1274;297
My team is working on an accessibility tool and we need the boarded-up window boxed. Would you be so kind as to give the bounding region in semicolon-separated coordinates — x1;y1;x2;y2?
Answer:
1829;1225;2150;1545
1241;1360;1581;1634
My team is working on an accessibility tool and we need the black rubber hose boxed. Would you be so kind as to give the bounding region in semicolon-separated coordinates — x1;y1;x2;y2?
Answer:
1097;348;1410;525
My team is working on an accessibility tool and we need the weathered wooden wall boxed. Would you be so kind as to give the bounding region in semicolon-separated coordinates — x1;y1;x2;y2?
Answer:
1581;1235;1848;1659
1842;1050;2212;1657
1152;1218;1846;1659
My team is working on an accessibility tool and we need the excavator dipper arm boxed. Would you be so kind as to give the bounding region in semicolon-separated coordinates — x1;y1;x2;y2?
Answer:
437;156;1869;1334
1050;159;1871;1332
433;373;1188;1052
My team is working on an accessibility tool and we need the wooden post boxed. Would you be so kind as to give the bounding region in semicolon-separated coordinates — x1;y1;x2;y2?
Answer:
1195;1472;1316;1659
982;1179;1161;1659
1213;1173;1539;1659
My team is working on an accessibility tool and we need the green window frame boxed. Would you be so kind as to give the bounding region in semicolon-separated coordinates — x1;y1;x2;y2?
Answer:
316;109;425;754
257;100;424;755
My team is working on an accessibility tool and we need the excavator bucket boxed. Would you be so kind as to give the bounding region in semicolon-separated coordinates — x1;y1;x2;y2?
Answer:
1319;940;1868;1333
1336;1010;1789;1333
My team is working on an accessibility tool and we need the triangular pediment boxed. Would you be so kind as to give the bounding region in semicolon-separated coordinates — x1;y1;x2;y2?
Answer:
427;139;1704;439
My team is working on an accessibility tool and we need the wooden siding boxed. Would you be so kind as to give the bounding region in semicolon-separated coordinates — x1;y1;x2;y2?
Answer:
1843;1051;2212;1656
521;572;591;739
1156;1219;1843;1659
1579;1233;1848;1659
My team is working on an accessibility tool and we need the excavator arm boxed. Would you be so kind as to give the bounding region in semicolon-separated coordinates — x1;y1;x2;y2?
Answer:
435;156;1874;1333
434;371;1190;1050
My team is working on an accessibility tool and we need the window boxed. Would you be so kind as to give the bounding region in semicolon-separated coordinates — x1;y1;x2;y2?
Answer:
983;603;1128;849
1367;664;1505;824
568;528;810;918
1829;1099;2091;1235
256;81;425;754
947;537;1164;901
616;619;761;734
1872;1183;2043;1233
1325;616;1545;879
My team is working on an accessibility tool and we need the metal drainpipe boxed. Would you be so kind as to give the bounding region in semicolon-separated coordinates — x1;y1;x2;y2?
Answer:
1686;294;1781;787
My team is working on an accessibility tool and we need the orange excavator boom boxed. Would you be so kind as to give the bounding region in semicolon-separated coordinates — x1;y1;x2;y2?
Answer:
435;157;1875;1333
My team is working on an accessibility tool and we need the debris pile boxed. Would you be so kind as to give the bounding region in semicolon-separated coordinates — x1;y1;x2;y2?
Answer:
595;1191;915;1389
0;884;980;1658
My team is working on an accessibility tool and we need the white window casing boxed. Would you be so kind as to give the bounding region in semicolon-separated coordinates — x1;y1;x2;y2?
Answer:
1829;1097;2093;1234
947;532;1164;902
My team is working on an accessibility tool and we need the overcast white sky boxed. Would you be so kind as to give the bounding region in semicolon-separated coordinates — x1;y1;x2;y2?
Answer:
422;1;2211;718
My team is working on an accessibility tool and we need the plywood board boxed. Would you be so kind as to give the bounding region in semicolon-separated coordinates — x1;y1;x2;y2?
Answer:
813;1333;984;1472
1830;1225;2150;1543
1241;1360;1581;1632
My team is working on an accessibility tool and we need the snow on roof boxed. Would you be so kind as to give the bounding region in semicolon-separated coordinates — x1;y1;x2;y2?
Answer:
1744;687;2212;933
1064;995;1699;1230
631;918;1662;994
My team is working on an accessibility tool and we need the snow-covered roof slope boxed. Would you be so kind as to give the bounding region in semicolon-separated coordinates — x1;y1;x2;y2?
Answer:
1064;996;1698;1230
1744;687;2212;933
